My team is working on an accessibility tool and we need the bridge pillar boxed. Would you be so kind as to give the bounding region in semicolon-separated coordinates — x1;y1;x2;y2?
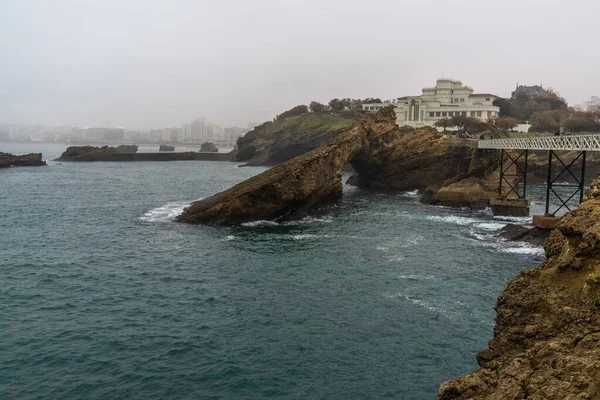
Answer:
490;149;530;216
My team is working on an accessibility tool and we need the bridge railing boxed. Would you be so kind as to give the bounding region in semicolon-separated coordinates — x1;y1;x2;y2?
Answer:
478;135;600;151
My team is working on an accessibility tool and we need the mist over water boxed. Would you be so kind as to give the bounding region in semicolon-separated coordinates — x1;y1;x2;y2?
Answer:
0;154;544;399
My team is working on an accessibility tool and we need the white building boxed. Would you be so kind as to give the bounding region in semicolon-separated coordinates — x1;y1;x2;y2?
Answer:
363;79;500;128
586;96;600;111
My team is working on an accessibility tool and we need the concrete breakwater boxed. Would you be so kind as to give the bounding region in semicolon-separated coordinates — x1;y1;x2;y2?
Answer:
56;146;232;162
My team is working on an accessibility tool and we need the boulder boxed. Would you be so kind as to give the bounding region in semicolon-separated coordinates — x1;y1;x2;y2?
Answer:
0;152;46;168
159;144;175;152
437;176;600;399
496;223;549;246
200;142;218;153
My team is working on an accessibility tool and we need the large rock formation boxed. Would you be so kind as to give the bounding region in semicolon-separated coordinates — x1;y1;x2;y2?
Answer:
0;152;46;168
232;112;357;166
437;176;600;400
177;108;494;225
159;144;175;151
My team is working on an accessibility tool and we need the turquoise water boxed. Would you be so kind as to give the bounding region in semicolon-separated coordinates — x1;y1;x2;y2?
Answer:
1;144;543;399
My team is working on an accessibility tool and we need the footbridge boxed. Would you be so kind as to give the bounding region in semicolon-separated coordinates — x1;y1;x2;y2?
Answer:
478;134;600;229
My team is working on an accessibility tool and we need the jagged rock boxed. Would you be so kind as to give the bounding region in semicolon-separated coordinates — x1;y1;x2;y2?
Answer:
0;152;46;168
115;145;138;153
200;142;218;153
177;108;488;225
496;223;549;246
437;176;600;400
159;144;175;151
233;112;357;166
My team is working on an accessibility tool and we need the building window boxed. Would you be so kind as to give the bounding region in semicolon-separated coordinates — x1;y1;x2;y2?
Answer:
435;112;441;117
404;111;408;121
470;111;476;117
485;98;490;101
442;112;447;117
477;111;482;117
460;98;465;102
462;112;467;116
430;112;435;118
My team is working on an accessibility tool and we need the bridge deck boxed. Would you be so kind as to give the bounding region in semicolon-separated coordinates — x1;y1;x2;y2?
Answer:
478;135;600;151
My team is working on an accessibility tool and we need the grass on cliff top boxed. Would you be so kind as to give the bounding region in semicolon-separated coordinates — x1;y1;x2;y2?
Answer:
265;112;355;135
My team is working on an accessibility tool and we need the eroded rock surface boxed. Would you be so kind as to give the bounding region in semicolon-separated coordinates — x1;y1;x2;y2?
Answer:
177;108;493;225
437;176;600;400
0;152;46;168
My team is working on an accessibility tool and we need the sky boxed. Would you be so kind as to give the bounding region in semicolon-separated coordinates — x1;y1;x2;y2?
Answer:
1;0;599;129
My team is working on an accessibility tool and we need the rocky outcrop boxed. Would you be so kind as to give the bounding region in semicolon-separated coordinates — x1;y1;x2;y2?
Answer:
159;144;175;151
56;146;230;162
177;108;489;225
200;142;218;153
232;112;357;166
437;176;600;400
496;223;550;246
0;152;46;168
115;144;138;153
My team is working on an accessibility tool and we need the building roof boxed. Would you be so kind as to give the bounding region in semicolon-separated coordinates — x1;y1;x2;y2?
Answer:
470;93;497;97
396;96;420;100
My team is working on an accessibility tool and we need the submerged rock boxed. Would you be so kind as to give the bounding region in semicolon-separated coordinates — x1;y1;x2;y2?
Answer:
200;142;218;153
159;144;175;151
177;107;493;226
0;152;46;168
56;146;230;162
437;176;600;399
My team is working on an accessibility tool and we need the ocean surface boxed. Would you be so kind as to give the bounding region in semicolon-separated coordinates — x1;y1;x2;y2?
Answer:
0;143;552;399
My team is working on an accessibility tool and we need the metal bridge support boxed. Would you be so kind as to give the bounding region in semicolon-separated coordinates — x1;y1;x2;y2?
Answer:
490;149;530;217
543;151;587;216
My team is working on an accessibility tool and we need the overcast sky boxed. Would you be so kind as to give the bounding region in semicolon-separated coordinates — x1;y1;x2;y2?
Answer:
1;0;598;129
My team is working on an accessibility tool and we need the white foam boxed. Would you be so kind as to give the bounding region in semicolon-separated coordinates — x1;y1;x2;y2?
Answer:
286;216;334;225
140;201;192;222
241;220;280;227
475;222;508;231
500;245;544;256
224;235;236;241
290;234;330;240
427;215;480;226
493;215;532;224
376;246;389;251
399;189;419;198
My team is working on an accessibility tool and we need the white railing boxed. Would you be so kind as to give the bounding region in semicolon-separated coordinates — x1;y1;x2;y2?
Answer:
478;135;600;151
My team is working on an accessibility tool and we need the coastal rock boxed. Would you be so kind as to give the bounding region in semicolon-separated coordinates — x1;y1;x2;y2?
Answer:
200;142;218;153
0;152;46;168
177;108;489;225
496;223;549;246
56;146;230;162
115;144;138;153
159;144;175;151
233;112;357;166
437;176;600;400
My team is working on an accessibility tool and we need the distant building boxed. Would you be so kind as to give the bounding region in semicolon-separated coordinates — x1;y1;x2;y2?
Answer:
511;84;546;99
84;127;125;141
363;79;500;128
586;96;600;111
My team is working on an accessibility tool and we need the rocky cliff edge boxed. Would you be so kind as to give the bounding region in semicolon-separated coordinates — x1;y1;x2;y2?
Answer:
437;176;600;400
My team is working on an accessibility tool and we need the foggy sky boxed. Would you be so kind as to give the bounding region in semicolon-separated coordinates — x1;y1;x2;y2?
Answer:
2;0;599;129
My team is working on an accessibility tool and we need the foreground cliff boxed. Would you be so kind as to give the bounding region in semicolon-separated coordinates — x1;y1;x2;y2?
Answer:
438;176;600;400
232;112;357;166
0;152;46;168
177;108;495;225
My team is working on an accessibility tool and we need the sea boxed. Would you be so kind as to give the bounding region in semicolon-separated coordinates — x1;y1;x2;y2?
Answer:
0;142;559;399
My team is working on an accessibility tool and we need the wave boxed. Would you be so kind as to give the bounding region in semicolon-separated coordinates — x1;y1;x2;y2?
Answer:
493;215;532;224
426;215;481;226
397;274;436;281
240;220;281;227
291;234;330;240
500;245;544;256
475;222;507;231
140;200;193;222
399;189;419;198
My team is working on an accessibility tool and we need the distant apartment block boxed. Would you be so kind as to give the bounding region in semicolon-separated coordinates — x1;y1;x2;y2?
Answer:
363;79;500;128
586;96;600;111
